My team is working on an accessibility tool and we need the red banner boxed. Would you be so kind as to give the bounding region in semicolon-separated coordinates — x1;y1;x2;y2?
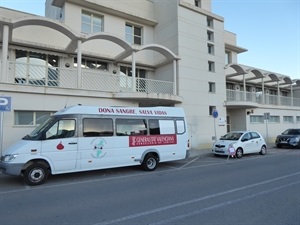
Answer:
129;134;177;147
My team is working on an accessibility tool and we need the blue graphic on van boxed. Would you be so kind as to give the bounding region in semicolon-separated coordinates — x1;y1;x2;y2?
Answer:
91;138;107;158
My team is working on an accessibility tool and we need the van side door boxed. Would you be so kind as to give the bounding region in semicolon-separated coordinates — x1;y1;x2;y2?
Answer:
41;118;77;173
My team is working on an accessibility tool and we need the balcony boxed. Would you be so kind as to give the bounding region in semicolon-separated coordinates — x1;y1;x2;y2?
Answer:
225;89;300;108
2;61;182;105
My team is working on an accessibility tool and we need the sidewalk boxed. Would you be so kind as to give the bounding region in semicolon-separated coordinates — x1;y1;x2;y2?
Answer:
188;148;212;157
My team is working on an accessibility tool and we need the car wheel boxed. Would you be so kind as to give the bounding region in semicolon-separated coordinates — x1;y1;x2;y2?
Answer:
141;154;158;171
23;162;49;186
259;145;267;155
276;144;281;148
236;148;243;158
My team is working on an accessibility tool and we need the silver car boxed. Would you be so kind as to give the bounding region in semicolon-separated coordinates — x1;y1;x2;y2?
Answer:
212;131;267;158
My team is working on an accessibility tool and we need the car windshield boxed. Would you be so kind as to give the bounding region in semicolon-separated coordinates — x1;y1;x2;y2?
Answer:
220;132;243;141
23;117;56;140
282;129;300;135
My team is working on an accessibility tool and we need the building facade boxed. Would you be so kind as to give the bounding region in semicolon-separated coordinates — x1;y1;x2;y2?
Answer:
0;0;299;151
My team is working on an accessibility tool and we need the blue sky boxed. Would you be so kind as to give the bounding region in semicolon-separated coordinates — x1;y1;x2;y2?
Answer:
0;0;299;79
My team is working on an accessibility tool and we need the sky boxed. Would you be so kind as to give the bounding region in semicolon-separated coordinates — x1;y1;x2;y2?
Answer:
0;0;299;80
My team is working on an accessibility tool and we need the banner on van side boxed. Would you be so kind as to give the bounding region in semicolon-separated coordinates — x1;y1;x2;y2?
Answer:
129;134;177;147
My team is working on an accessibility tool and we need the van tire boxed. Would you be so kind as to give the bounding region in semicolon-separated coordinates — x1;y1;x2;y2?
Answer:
142;154;158;171
23;162;49;186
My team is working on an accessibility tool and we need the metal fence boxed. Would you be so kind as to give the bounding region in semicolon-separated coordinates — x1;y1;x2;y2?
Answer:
226;89;300;107
6;61;174;95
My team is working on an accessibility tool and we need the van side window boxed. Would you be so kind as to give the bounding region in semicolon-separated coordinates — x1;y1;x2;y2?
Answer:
116;119;147;136
149;119;175;135
83;118;113;137
176;119;185;134
149;119;160;135
46;119;76;139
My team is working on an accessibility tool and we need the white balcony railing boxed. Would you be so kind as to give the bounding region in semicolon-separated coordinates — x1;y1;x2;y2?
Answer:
226;89;300;107
5;61;175;95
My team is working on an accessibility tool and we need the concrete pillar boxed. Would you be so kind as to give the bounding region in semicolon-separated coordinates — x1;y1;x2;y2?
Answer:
131;52;136;92
1;25;9;83
77;39;82;89
173;60;177;95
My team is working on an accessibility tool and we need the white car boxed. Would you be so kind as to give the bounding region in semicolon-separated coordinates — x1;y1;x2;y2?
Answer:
212;131;267;158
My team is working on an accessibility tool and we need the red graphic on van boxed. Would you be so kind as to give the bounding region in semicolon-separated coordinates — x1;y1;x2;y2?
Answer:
57;142;64;150
129;134;177;147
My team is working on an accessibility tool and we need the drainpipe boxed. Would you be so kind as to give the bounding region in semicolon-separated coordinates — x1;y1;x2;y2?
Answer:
77;39;82;89
132;52;136;92
1;25;9;83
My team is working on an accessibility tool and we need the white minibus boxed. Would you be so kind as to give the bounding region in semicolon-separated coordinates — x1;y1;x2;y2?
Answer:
0;105;189;185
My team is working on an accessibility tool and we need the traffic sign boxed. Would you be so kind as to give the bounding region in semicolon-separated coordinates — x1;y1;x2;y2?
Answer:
212;109;218;118
0;96;11;111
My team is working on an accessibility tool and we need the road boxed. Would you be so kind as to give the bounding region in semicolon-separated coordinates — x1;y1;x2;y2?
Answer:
0;148;299;225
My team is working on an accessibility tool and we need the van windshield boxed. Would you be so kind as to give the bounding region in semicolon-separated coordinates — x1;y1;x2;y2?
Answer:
23;117;56;140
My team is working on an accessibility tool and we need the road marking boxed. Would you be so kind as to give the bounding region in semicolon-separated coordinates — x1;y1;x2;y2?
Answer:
179;156;200;168
94;172;300;225
149;180;300;225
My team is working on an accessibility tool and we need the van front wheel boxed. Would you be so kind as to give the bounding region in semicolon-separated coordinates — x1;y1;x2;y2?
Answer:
23;163;49;186
142;154;158;171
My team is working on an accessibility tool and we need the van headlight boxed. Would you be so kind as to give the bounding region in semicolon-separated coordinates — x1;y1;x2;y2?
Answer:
2;154;18;162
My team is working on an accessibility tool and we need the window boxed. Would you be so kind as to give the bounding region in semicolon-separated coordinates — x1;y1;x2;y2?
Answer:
116;119;147;136
15;50;59;86
297;116;300;123
83;118;113;137
269;116;280;123
250;115;264;123
149;119;175;135
81;11;103;34
46;119;76;139
15;111;54;126
283;116;293;123
74;58;108;71
225;51;232;64
209;106;216;116
120;66;147;91
208;61;215;72
195;0;201;7
125;23;142;45
207;17;213;28
208;43;214;54
209;82;216;93
207;31;214;41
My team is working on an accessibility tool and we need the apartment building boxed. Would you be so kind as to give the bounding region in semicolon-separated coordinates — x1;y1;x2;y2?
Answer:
0;0;299;151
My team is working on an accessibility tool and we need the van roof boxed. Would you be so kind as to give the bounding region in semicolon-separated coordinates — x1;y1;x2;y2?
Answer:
54;105;185;117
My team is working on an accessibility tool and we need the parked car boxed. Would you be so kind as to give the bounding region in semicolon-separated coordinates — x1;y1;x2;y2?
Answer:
212;131;267;158
275;129;300;149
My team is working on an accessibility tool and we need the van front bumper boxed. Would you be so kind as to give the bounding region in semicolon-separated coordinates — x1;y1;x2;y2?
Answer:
0;162;24;176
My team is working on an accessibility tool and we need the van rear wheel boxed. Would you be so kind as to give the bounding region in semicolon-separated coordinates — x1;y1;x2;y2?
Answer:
142;154;158;171
23;162;49;186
